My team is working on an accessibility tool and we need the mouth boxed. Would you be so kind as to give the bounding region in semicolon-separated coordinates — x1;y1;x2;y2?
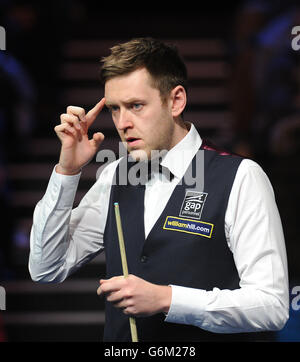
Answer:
126;137;141;147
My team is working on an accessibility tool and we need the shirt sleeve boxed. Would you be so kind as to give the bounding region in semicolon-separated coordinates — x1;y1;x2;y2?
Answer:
29;161;119;283
165;159;289;333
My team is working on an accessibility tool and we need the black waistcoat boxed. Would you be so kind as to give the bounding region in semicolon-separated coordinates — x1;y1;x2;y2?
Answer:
102;145;271;341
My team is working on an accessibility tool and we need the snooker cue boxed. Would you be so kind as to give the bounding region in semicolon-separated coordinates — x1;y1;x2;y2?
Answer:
114;202;139;342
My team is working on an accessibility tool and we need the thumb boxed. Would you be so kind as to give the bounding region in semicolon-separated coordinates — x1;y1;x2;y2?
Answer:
90;132;105;150
96;285;102;296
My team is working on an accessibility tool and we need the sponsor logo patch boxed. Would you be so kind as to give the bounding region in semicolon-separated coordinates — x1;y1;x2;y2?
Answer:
163;216;214;238
179;191;208;220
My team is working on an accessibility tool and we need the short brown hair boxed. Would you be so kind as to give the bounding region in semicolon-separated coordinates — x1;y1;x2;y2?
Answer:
100;37;188;100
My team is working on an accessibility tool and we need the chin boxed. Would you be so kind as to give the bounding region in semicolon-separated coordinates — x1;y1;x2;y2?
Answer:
129;149;150;161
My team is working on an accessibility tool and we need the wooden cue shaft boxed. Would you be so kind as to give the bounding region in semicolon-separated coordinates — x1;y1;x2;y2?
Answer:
114;202;138;342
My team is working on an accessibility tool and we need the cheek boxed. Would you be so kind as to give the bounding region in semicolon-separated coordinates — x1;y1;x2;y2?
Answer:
138;106;172;146
147;123;172;150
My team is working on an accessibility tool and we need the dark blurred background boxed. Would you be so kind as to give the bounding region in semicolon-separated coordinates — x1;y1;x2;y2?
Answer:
0;0;299;342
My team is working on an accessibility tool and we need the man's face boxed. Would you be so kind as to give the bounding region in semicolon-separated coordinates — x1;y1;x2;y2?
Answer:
104;68;177;161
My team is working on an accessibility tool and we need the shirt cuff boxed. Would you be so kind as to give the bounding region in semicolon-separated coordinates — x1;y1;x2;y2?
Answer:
164;285;207;326
46;165;81;209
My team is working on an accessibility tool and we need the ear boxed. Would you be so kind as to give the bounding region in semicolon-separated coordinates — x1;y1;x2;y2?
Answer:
170;86;187;118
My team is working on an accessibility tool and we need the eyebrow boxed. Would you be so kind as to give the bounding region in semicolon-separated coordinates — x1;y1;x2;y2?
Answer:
123;98;144;104
105;98;145;107
105;99;116;107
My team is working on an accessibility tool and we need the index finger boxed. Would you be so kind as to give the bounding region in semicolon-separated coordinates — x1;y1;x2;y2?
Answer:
85;97;106;126
99;276;125;292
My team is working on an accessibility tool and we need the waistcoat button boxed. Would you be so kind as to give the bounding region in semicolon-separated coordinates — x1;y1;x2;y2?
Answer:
140;255;148;263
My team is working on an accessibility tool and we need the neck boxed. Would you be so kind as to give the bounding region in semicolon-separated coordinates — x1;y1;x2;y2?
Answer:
170;117;189;148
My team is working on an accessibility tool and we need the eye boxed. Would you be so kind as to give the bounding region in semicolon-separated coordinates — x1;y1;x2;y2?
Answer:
132;103;143;111
108;105;119;113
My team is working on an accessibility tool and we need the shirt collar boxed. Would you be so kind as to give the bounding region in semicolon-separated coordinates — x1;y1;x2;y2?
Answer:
160;122;202;180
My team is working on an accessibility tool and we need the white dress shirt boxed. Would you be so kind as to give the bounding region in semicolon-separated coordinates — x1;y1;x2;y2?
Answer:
29;123;289;334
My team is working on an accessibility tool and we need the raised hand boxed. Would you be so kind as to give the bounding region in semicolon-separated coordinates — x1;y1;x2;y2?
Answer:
54;98;106;175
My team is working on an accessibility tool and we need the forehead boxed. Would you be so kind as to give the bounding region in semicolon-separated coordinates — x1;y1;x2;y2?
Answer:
104;68;159;103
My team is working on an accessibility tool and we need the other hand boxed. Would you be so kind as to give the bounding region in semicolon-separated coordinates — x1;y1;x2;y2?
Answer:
97;275;171;317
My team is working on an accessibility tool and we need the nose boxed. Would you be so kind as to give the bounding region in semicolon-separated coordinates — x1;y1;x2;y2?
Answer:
116;108;133;131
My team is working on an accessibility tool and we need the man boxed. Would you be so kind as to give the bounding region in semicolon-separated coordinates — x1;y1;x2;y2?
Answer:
29;38;289;341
